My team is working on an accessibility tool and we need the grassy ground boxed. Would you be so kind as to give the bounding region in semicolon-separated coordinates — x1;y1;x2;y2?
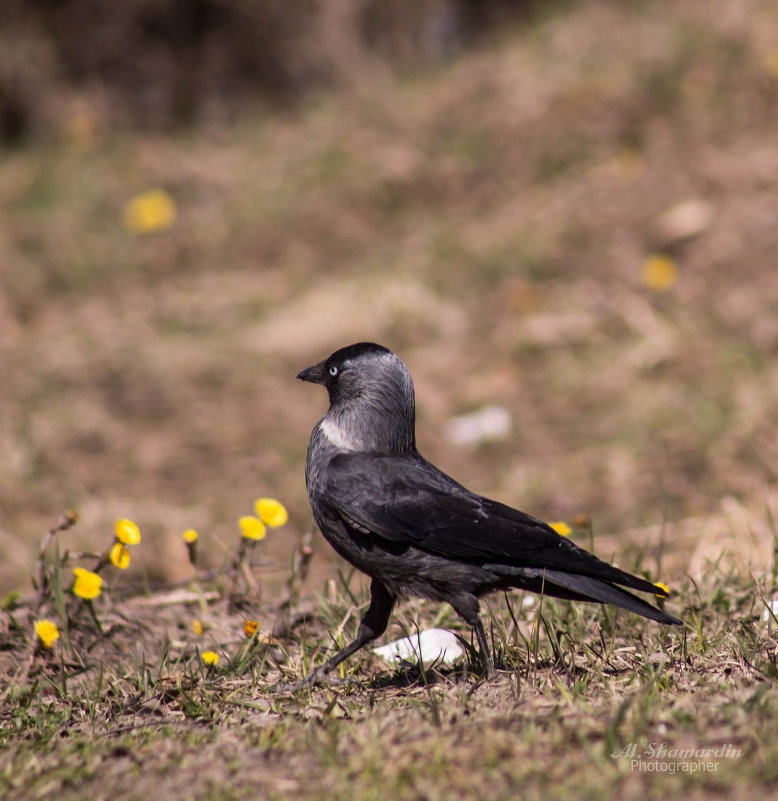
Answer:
1;537;777;801
2;0;778;797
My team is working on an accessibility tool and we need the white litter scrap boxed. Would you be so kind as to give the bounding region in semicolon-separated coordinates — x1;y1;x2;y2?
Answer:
655;198;713;244
373;628;465;666
444;405;512;446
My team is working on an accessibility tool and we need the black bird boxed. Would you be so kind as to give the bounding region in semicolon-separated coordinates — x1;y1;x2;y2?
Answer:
294;342;681;687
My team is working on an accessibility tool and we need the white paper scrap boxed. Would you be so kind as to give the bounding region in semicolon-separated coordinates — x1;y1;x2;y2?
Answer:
373;628;464;666
444;405;511;446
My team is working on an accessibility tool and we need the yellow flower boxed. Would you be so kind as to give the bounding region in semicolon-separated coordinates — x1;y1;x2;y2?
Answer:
243;620;260;638
254;498;289;528
115;519;141;545
109;542;130;570
35;620;60;649
183;528;198;567
72;568;103;600
654;582;670;597
193;620;203;636
239;516;266;541
122;189;177;234
642;255;678;292
549;521;572;536
201;651;220;666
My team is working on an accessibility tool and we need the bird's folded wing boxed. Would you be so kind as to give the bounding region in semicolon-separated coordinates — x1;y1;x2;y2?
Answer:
324;453;663;597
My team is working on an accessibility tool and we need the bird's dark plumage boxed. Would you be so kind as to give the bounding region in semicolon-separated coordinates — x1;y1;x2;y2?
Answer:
293;342;681;688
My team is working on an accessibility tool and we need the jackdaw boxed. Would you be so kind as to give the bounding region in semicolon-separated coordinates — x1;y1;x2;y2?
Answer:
293;342;681;687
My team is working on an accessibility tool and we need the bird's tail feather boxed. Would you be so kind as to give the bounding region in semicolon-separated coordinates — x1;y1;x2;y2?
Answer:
487;564;682;625
538;569;682;626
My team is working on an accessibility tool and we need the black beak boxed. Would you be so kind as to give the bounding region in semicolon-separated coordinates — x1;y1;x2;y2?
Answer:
297;360;327;385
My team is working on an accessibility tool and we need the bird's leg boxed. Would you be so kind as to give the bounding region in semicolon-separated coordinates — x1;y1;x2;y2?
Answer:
274;578;395;692
471;616;495;678
450;594;495;679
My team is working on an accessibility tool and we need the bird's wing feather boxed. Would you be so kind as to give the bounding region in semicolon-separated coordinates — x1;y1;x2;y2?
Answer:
324;453;663;596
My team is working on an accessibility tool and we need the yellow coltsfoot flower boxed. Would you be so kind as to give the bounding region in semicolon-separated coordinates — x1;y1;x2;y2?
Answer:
642;255;678;292
549;521;572;536
115;519;141;545
122;189;177;234
239;516;266;541
72;567;103;600
109;542;130;569
243;620;260;638
183;528;198;566
183;529;198;544
35;619;60;649
254;498;288;528
201;651;220;666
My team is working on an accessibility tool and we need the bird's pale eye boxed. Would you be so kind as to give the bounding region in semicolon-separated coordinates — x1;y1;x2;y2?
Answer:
329;365;339;377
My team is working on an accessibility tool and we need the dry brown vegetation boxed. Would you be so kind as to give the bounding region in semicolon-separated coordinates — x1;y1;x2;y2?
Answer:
2;0;778;798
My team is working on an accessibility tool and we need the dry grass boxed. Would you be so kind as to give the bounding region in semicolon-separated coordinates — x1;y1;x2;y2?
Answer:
2;0;778;797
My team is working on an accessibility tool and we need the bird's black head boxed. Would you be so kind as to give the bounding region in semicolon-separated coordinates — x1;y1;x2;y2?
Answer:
298;342;416;454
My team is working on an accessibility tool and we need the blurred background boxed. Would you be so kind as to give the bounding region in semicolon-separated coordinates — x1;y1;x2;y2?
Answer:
1;0;777;596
